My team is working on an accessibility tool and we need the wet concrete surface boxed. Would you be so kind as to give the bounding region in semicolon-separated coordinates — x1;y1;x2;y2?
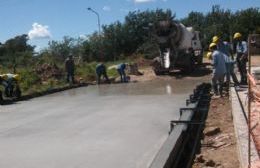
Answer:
0;77;209;168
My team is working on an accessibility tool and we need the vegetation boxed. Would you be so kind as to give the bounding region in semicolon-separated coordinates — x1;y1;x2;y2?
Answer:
0;6;260;95
181;5;260;49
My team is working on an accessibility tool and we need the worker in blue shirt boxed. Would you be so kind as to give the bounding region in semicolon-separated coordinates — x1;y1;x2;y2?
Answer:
223;50;239;86
117;63;128;83
212;36;239;88
209;43;227;97
233;32;248;85
96;63;110;84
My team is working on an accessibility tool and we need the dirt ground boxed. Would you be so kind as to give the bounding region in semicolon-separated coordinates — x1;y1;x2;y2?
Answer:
129;67;157;82
129;60;212;83
188;57;240;168
192;95;240;168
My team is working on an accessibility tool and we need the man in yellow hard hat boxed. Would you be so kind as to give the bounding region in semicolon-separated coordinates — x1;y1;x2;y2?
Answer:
212;35;239;89
212;35;231;57
209;42;227;97
233;32;248;85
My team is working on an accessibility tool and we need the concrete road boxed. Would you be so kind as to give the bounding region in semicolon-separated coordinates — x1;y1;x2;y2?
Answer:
0;79;208;168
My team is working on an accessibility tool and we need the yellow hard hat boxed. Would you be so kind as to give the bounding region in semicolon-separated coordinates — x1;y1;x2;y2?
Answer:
13;74;21;81
206;52;213;60
209;43;217;50
212;36;219;43
233;32;242;39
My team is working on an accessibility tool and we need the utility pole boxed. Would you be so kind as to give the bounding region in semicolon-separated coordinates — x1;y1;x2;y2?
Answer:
87;7;103;61
87;7;101;36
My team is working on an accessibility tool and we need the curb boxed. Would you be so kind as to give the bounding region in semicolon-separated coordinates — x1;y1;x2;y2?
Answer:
231;86;259;168
1;83;92;105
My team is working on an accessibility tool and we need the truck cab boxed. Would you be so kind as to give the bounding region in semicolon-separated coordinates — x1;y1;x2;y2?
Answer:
192;31;203;64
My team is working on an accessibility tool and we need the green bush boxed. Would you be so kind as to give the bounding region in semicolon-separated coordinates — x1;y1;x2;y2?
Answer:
76;62;97;81
19;69;41;91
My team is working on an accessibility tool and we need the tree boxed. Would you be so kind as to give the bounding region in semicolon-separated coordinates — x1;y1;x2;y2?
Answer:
103;21;125;61
231;8;260;38
44;6;260;62
124;9;174;55
1;34;34;72
181;6;260;50
47;36;79;61
85;32;103;61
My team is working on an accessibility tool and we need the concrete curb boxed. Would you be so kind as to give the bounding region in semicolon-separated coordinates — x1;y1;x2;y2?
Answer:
149;83;211;168
231;86;259;168
0;80;140;105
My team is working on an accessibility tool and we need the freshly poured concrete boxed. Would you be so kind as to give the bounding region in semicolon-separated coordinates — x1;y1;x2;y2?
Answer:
0;79;206;168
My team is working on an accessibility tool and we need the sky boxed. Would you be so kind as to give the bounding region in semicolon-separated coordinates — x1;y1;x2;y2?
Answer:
0;0;259;51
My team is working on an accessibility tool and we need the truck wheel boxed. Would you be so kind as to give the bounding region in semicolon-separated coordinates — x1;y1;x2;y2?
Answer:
154;69;163;75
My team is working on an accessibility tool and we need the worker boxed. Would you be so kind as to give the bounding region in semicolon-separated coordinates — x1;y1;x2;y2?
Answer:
209;43;227;97
116;63;128;83
96;63;110;84
0;73;21;97
223;40;239;86
233;32;248;85
212;36;239;88
65;55;75;84
212;36;229;56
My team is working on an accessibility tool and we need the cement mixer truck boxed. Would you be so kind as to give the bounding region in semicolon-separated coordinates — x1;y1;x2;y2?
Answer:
152;20;203;75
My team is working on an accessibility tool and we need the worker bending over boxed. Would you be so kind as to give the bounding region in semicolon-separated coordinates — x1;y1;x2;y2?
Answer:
0;73;21;97
96;63;110;84
117;63;128;83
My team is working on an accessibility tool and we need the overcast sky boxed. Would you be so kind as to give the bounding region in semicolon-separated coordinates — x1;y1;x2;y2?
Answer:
0;0;259;50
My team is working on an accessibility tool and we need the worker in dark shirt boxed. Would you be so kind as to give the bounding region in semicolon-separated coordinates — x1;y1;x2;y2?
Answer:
65;55;75;84
96;63;110;84
117;63;128;83
233;32;248;85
